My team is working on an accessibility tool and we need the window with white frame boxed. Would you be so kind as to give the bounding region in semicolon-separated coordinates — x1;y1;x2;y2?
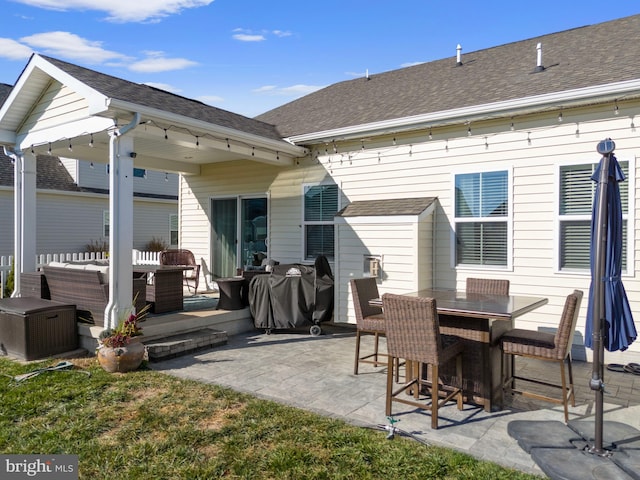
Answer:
170;214;178;246
303;183;338;260
454;170;509;267
558;160;629;272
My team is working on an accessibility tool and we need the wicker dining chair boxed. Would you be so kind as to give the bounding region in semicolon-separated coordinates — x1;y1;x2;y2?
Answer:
466;277;510;296
499;289;583;423
160;249;201;295
382;293;464;429
351;278;387;375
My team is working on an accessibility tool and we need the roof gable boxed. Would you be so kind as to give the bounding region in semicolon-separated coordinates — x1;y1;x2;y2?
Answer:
256;14;640;138
41;56;282;141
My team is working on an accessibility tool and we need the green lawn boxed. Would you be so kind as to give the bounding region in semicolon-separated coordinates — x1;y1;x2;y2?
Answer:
0;357;542;479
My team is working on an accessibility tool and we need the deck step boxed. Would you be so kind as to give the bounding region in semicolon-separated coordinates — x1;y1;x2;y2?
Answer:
145;328;228;361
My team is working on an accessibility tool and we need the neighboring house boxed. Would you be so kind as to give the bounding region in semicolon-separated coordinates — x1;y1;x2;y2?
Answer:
0;152;179;257
0;15;639;362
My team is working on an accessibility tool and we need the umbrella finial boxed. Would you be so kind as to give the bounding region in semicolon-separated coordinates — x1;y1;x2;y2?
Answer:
597;138;615;155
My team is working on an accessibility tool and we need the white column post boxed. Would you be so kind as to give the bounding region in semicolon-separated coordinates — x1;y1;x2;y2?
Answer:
104;132;135;329
21;151;37;274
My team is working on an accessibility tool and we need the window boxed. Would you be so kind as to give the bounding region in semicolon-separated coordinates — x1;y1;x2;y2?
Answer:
454;170;509;267
103;210;109;237
170;214;178;246
303;184;338;260
559;160;629;272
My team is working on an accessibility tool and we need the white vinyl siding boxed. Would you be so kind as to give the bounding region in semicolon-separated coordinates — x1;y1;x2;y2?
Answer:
558;160;630;272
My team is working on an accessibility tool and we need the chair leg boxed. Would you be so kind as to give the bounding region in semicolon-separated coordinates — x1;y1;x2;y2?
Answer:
456;353;463;410
385;356;395;416
567;353;576;407
354;331;362;375
430;363;439;430
373;333;380;366
559;357;571;423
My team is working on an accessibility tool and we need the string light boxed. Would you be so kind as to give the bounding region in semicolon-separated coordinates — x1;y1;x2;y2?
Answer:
90;162;94;168
195;136;199;147
527;132;532;145
392;137;397;145
68;141;72;151
510;121;515;131
361;140;365;151
615;100;619;115
89;133;94;147
164;129;168;140
47;143;51;155
251;147;255;156
165;172;169;182
428;128;433;140
467;125;472;136
226;138;230;149
484;137;489;149
558;111;563;122
30;145;34;154
445;139;449;152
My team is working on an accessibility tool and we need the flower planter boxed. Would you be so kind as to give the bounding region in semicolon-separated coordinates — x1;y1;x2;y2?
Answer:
97;341;145;373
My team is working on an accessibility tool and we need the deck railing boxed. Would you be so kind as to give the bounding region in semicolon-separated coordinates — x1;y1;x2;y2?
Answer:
0;250;161;297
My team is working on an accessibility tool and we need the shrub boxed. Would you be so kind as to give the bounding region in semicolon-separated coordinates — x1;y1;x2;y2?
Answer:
145;237;169;252
3;259;14;298
86;239;109;253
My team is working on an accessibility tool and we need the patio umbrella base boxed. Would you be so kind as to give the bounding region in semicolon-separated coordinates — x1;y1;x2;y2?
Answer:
508;419;640;479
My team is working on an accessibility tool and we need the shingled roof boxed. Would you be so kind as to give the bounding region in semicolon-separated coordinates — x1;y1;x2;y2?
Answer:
256;14;640;138
42;56;283;142
336;197;436;217
0;83;11;107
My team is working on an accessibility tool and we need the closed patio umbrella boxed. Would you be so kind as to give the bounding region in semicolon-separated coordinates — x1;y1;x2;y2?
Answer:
585;138;637;454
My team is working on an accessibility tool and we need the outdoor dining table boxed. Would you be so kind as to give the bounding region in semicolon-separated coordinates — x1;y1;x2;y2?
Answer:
371;288;548;412
133;265;194;313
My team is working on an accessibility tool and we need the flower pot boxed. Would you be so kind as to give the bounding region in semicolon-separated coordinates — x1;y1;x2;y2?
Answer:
97;341;145;373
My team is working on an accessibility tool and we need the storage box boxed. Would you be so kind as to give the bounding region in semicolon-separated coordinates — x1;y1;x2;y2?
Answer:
0;297;77;361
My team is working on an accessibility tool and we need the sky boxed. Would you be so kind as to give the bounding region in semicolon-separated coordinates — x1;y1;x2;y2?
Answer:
0;1;638;118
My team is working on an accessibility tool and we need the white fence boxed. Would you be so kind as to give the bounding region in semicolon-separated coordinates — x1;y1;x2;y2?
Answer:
0;250;161;298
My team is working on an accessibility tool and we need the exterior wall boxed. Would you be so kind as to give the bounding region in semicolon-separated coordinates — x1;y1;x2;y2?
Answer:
0;190;177;256
66;158;179;194
335;214;433;324
181;100;640;364
19;83;89;134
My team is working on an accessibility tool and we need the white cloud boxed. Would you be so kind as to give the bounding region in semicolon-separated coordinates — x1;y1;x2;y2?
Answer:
0;38;34;60
143;82;182;93
401;61;425;68
253;84;324;96
272;30;292;37
232;33;265;42
11;0;214;23
129;56;198;73
197;95;224;105
20;31;130;63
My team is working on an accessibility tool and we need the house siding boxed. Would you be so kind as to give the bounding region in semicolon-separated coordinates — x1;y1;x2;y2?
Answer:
182;101;640;364
19;83;89;134
0;190;177;256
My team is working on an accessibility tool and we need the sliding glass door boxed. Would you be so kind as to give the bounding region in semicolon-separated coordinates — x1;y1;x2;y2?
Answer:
211;196;267;278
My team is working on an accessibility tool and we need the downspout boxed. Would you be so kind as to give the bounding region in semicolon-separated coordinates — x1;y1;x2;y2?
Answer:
4;147;22;297
104;113;140;329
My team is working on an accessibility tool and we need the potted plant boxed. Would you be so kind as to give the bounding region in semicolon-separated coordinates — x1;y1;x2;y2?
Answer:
96;297;150;373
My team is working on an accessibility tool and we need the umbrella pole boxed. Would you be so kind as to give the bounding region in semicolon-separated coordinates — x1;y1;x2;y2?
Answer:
589;144;612;455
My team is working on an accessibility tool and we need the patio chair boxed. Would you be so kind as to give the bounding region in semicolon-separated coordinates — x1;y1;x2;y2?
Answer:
466;277;510;295
499;289;583;423
351;278;387;375
160;249;200;295
382;293;464;429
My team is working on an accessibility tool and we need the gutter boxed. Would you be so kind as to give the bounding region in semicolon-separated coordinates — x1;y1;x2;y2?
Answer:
287;79;640;145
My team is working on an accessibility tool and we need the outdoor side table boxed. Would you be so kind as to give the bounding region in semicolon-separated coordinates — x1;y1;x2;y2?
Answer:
216;277;245;310
0;297;77;361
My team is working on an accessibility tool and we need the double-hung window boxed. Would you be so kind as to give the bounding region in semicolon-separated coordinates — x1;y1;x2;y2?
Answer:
454;170;510;267
558;160;629;272
303;183;338;260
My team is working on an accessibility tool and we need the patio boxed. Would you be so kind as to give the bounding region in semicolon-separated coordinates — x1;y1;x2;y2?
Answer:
149;323;640;477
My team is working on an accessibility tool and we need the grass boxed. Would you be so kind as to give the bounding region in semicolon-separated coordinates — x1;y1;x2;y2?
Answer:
0;357;542;479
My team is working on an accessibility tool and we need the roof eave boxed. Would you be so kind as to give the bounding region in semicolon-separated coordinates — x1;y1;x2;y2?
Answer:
287;79;640;145
105;98;308;158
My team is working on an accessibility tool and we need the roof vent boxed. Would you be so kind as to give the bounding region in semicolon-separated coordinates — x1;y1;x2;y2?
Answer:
365;68;370;80
456;44;462;66
534;42;545;72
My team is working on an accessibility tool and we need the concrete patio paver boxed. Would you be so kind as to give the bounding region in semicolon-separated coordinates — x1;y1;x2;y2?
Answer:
150;324;640;477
